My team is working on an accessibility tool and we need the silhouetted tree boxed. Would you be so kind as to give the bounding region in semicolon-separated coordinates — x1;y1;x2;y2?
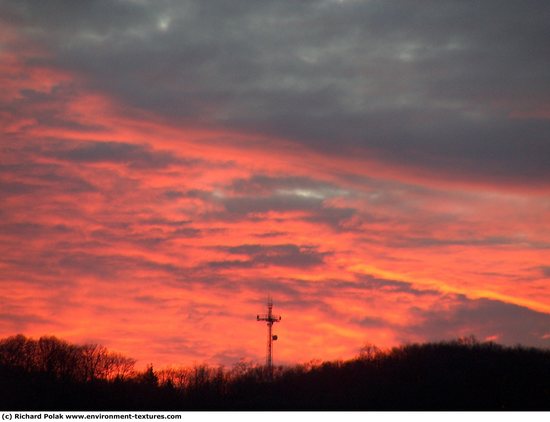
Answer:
1;334;550;410
137;365;158;387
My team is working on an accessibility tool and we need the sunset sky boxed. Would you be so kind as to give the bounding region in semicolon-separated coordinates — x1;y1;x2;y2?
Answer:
1;0;550;369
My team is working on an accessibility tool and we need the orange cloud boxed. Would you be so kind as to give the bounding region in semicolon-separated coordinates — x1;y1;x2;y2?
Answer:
1;26;549;370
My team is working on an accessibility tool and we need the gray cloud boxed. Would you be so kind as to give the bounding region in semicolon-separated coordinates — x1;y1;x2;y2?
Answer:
254;231;287;238
2;82;107;135
0;311;51;327
229;175;345;197
388;235;550;249
0;161;97;197
0;222;73;238
0;180;43;196
0;298;54;330
219;194;356;230
354;274;438;296
3;0;550;185
54;251;183;280
229;175;358;226
403;296;550;347
46;140;189;169
209;243;327;269
222;194;321;216
176;174;359;229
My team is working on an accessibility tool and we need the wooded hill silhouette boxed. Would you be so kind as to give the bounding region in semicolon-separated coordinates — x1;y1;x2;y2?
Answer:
1;334;549;410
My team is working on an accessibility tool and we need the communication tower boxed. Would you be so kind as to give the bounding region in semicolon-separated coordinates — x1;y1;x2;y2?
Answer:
256;295;281;378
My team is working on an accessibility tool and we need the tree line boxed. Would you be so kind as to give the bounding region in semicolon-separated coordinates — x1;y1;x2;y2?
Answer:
1;334;549;410
0;334;135;382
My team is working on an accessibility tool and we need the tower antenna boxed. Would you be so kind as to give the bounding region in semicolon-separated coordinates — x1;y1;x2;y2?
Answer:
256;295;281;379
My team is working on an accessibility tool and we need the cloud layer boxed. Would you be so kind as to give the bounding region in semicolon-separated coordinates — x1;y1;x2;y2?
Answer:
1;1;549;367
5;0;550;186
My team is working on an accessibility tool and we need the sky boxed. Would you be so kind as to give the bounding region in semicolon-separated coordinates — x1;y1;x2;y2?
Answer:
1;0;550;369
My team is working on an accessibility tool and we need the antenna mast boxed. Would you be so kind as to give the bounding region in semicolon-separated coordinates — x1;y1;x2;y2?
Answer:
256;295;281;378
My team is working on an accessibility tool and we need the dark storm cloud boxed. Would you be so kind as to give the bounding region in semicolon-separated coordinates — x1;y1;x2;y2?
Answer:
3;0;550;185
404;296;550;347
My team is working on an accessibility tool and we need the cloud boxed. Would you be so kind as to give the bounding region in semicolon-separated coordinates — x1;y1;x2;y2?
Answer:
2;233;194;302
0;161;97;197
0;222;72;238
3;1;550;186
2;1;550;368
9;86;107;133
204;174;358;229
0;180;43;196
229;175;346;198
209;244;328;269
388;235;534;249
403;296;550;347
0;312;52;329
253;231;288;238
45;140;189;169
353;275;438;297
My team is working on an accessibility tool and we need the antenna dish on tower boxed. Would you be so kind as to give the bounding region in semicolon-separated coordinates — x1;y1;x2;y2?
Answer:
256;295;281;379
